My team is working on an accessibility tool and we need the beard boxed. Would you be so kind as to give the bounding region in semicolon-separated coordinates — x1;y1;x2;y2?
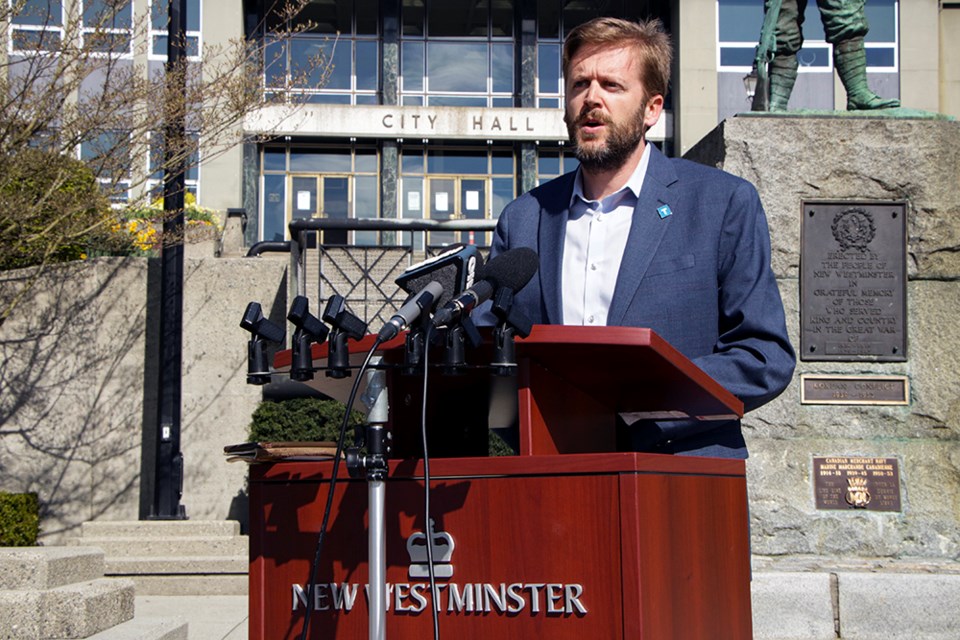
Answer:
566;105;646;173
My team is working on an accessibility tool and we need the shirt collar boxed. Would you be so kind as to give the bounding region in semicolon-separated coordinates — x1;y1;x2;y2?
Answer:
570;142;652;209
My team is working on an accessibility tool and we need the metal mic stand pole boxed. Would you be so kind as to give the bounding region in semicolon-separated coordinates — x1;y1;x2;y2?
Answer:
348;357;389;640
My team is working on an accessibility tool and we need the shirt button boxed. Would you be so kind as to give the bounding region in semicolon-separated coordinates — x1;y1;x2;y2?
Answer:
590;263;597;271
587;315;595;324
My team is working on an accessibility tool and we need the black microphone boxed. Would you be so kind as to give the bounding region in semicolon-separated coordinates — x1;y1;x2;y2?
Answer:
395;244;483;307
377;281;444;341
432;247;539;328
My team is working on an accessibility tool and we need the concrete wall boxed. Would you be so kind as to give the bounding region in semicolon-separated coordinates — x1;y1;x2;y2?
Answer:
685;115;960;563
0;254;287;542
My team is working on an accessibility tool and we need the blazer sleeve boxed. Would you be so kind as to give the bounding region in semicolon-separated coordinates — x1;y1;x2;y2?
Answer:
691;180;795;412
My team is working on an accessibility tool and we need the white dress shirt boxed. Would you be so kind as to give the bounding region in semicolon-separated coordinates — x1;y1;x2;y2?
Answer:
561;144;651;326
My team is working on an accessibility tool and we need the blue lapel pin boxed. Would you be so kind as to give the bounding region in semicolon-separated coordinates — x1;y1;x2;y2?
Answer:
657;204;672;219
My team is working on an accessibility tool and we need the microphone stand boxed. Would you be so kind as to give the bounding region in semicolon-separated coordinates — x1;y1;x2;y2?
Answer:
323;295;368;379
490;288;533;377
440;316;482;375
346;357;389;640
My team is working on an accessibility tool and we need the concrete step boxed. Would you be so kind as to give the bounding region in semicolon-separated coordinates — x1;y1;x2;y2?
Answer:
126;574;248;596
76;536;248;558
70;520;250;597
0;577;135;639
751;569;960;639
105;555;249;575
78;520;240;539
0;547;105;590
87;616;188;640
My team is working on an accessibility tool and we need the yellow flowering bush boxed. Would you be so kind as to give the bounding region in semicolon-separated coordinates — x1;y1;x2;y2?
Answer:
126;192;224;232
110;219;159;252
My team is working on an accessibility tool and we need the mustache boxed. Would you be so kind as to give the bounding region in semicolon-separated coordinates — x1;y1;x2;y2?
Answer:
574;109;611;126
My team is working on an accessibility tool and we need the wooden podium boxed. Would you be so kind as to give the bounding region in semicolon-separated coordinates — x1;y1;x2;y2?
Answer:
249;326;752;639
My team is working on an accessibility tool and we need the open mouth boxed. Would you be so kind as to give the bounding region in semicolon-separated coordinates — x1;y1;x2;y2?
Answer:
578;111;609;136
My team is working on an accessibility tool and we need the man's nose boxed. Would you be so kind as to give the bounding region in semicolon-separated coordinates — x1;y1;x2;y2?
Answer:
583;81;602;106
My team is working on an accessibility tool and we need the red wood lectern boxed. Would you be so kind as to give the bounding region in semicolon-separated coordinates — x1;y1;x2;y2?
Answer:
249;326;752;639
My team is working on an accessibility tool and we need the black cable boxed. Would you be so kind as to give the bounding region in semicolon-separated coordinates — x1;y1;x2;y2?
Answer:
420;323;441;640
298;337;383;640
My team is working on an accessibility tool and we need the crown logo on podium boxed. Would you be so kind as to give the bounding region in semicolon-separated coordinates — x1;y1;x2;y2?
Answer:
406;518;455;579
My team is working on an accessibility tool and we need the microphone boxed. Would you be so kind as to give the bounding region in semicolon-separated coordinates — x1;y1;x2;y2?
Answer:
377;281;444;341
432;247;539;328
395;244;483;307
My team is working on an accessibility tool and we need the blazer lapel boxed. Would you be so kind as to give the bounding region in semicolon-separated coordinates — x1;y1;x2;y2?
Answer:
607;145;680;326
537;172;575;325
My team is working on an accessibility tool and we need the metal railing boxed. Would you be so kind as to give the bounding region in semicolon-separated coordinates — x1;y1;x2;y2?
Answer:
248;218;498;330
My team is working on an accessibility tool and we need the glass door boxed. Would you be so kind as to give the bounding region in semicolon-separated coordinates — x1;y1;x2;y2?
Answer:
288;174;352;245
424;176;490;247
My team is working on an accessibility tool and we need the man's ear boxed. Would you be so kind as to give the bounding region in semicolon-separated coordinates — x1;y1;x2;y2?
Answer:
644;94;665;129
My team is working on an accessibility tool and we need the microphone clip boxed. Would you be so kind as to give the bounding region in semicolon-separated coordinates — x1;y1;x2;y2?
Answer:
490;287;533;377
322;295;367;379
440;315;482;375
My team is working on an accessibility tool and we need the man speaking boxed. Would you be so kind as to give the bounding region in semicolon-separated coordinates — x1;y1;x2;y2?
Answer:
486;17;795;458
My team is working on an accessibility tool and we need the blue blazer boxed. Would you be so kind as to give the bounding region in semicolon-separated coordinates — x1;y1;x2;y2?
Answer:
488;145;795;458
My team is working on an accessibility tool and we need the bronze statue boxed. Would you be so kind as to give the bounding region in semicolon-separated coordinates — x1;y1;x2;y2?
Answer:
752;0;900;111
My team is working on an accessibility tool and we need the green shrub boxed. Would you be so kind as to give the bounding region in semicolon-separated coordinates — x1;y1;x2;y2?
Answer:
0;492;40;546
248;397;365;443
249;398;516;457
0;149;123;270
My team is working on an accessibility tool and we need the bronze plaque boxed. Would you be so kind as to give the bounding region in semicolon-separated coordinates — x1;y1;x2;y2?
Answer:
813;456;901;512
800;201;907;362
801;374;909;405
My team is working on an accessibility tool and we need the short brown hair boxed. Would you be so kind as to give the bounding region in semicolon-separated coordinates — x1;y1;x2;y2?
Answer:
562;17;673;99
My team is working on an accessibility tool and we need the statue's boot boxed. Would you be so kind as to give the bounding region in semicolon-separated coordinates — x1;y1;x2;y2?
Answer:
835;38;900;110
768;56;798;111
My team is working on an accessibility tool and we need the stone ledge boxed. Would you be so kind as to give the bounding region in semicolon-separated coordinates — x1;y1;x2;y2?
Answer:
124;574;248;596
0;547;105;591
104;555;248;575
0;577;135;639
751;570;960;639
86;616;188;640
77;520;240;538
76;537;248;558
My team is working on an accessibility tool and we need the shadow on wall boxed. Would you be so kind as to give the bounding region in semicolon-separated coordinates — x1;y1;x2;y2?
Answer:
0;258;151;540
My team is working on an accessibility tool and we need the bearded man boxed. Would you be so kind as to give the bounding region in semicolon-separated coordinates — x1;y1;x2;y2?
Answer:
484;17;795;458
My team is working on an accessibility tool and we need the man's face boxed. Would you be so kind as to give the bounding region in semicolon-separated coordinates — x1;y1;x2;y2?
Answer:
564;44;663;172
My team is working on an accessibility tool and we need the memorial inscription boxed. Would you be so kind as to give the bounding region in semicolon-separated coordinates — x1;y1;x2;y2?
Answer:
801;201;907;361
801;374;909;405
813;456;902;512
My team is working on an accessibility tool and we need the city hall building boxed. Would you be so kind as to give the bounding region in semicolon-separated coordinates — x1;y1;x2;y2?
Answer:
32;0;950;248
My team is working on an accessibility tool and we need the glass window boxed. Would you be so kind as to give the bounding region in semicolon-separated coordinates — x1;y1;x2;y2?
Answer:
150;0;201;60
263;148;286;172
401;146;515;248
290;148;352;173
401;0;515;107
12;0;62;25
536;148;578;184
81;131;131;203
427;42;487;93
259;145;379;244
355;40;379;91
265;2;379;105
262;174;287;242
10;0;64;53
354;175;378;245
82;1;133;55
428;0;487;37
717;0;897;72
147;132;200;202
401;41;425;92
402;0;425;37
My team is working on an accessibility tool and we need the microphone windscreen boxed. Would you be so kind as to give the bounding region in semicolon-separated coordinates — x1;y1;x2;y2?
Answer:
396;244;483;307
479;247;539;292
